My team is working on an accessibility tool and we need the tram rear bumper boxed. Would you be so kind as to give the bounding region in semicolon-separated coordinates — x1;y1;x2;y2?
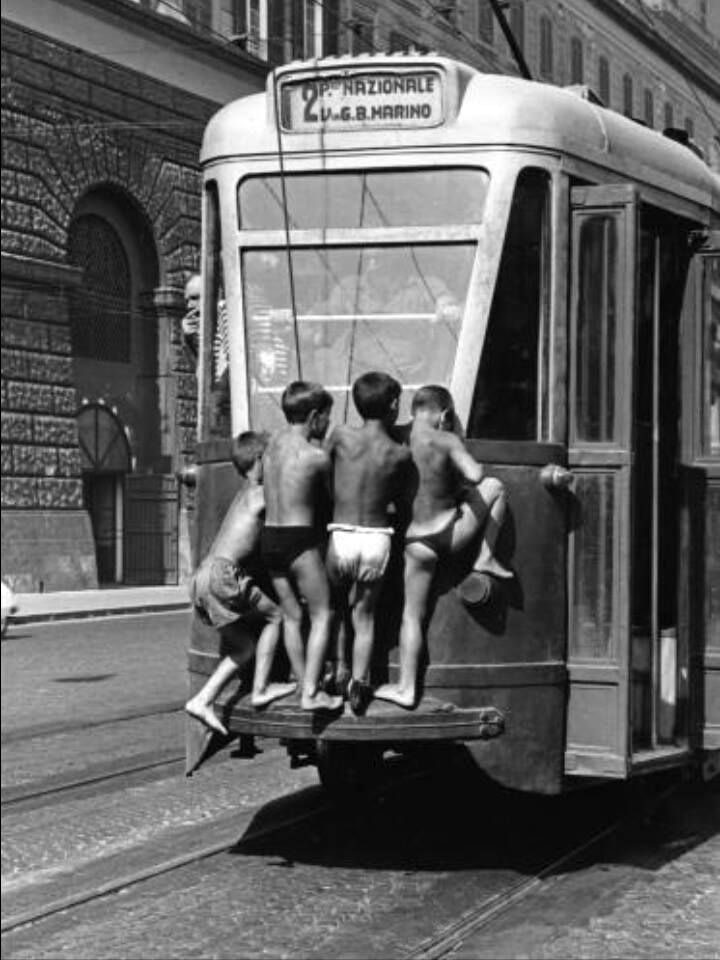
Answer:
222;694;505;743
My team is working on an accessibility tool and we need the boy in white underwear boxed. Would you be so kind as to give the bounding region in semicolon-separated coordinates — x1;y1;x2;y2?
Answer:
375;385;512;710
185;431;296;735
324;372;412;714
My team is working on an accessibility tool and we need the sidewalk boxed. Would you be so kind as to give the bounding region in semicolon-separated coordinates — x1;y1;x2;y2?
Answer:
10;585;191;625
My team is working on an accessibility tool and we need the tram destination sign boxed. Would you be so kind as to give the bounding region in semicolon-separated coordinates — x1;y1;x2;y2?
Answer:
279;70;444;132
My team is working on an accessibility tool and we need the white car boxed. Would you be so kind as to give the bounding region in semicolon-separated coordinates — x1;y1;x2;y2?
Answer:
1;580;18;638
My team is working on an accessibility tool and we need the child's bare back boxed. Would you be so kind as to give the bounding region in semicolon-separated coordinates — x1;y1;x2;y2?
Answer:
263;428;330;527
210;480;265;562
328;422;410;528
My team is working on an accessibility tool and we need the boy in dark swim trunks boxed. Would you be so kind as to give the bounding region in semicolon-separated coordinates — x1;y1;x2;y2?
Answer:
324;372;413;714
375;385;512;709
260;381;343;713
185;431;296;735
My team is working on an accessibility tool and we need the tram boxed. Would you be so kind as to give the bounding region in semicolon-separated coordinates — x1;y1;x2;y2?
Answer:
185;52;720;795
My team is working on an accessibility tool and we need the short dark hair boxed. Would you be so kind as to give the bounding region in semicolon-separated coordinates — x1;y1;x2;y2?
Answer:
411;384;454;415
231;430;269;474
352;371;402;420
281;381;333;424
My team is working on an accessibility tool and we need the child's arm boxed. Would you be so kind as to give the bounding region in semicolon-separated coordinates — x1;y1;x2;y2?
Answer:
448;435;484;485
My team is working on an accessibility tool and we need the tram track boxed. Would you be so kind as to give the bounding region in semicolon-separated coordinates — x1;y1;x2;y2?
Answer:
0;700;186;746
1;749;186;812
406;777;686;960
0;770;333;936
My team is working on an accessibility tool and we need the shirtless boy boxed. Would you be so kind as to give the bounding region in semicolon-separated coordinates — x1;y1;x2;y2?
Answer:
260;381;342;712
375;385;512;709
324;372;412;715
185;431;296;735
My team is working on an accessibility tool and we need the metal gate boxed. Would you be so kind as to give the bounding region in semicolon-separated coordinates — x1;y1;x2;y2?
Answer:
124;475;179;585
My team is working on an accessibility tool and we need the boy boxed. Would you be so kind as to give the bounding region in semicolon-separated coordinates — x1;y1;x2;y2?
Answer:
185;431;296;735
260;381;343;712
375;385;512;709
324;372;412;715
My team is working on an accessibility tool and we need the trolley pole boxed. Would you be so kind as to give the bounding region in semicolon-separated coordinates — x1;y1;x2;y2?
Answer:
486;0;533;80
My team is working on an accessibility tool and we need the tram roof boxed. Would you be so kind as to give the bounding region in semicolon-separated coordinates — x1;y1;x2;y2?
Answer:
201;54;719;212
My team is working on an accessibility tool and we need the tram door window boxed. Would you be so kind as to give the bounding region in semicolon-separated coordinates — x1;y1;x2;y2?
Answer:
701;254;720;456
631;217;690;750
201;181;231;441
467;168;551;441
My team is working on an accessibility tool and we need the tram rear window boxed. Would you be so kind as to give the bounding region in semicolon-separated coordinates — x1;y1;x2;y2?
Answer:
238;170;488;229
242;243;473;428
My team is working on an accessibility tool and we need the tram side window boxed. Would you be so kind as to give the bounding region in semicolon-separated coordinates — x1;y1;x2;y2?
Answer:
573;215;619;443
702;254;720;456
467;168;550;441
202;181;231;440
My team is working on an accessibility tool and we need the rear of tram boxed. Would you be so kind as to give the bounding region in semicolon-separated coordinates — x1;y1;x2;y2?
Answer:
187;54;720;793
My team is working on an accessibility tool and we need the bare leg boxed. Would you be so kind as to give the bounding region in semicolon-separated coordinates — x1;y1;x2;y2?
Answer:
375;544;436;709
351;580;382;682
186;653;247;735
326;566;351;696
250;596;297;708
293;549;342;712
471;478;513;579
271;574;306;685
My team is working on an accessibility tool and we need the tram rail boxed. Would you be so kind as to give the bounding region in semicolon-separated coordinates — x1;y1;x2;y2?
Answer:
1;769;684;947
0;749;186;812
0;700;186;747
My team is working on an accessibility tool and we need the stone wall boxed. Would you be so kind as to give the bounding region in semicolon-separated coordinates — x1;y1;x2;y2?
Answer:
1;18;221;590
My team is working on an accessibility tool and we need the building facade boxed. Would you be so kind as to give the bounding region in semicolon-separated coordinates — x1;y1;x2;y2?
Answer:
1;0;718;593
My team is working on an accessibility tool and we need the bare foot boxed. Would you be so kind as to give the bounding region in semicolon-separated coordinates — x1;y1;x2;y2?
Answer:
251;681;297;708
373;683;416;709
185;699;228;735
300;690;343;712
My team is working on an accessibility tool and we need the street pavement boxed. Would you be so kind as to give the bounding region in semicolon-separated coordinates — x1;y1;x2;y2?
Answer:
1;610;191;738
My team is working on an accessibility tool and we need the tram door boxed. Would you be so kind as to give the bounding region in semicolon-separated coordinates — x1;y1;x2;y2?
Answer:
565;185;701;776
681;232;720;753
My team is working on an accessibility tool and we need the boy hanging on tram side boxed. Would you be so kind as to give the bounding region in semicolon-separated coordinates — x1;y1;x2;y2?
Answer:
260;381;343;712
185;431;297;735
375;384;513;710
323;371;413;715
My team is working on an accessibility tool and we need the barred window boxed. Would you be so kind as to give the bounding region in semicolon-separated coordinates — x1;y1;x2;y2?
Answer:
68;214;131;363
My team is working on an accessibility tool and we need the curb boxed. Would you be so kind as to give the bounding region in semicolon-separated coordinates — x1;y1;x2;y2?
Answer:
8;602;191;627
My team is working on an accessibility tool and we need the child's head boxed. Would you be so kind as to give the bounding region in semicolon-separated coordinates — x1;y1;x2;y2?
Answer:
352;371;402;424
411;384;455;430
281;380;333;439
231;430;269;478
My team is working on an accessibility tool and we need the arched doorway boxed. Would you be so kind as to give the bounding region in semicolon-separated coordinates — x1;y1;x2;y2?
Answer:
78;403;131;585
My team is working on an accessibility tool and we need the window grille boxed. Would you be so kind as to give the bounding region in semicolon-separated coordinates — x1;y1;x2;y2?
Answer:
644;89;654;128
570;36;583;84
478;4;494;44
68;214;132;363
509;1;524;54
623;73;633;117
539;16;553;80
598;56;610;105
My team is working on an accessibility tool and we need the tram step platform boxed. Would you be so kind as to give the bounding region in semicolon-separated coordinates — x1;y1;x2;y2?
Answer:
223;692;505;742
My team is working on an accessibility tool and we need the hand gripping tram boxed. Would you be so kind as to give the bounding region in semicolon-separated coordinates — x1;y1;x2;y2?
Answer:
185;53;720;797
